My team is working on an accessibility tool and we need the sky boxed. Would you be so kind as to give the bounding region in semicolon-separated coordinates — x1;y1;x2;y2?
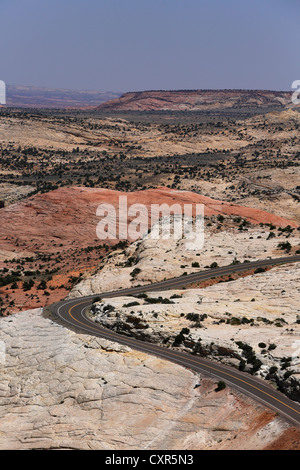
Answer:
0;0;299;92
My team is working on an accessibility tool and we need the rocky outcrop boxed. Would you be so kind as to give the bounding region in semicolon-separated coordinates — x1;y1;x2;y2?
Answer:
0;183;35;206
1;186;294;261
1;186;296;312
69;215;300;298
89;262;300;402
0;307;295;450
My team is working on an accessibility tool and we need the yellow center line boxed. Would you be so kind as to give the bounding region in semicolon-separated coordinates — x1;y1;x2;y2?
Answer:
68;300;300;418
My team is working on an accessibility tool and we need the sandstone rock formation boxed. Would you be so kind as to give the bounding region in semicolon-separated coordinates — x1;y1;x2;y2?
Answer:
1;186;294;263
69;215;300;298
0;307;297;450
90;262;300;401
1;186;296;313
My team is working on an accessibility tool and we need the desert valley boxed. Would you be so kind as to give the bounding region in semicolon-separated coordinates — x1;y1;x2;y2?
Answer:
0;89;300;450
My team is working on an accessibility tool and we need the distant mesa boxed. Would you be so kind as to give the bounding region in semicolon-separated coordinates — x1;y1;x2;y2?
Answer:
3;85;122;109
97;89;294;112
2;86;296;111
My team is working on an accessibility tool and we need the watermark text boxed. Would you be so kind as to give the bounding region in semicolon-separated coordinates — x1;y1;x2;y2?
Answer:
96;197;204;251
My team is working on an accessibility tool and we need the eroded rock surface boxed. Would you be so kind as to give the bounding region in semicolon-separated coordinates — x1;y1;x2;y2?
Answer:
70;217;300;298
0;308;293;450
90;262;300;401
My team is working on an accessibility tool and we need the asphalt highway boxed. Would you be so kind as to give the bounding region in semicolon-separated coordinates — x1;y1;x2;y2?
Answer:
51;255;300;426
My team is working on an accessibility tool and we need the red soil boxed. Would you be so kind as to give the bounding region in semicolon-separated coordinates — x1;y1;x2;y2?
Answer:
0;186;295;257
264;427;300;450
0;186;296;313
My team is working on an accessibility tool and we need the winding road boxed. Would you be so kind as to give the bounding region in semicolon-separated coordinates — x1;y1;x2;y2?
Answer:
51;255;300;426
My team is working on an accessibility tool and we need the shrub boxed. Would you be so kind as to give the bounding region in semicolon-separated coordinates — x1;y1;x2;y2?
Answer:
215;381;226;391
210;262;218;269
22;279;34;291
251;358;263;374
186;313;199;322
277;241;292;252
236;342;256;363
136;293;148;299
267;232;276;240
186;313;207;322
283;370;294;380
103;304;115;313
227;317;241;325
145;296;174;304
0;274;21;287
38;279;47;290
180;327;190;335
254;267;266;274
123;301;140;308
130;267;141;278
173;333;185;346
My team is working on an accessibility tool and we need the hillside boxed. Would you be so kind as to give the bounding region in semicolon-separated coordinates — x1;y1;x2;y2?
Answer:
0;186;297;314
97;89;293;112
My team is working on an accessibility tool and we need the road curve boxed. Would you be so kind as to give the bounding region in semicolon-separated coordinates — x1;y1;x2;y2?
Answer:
51;255;300;426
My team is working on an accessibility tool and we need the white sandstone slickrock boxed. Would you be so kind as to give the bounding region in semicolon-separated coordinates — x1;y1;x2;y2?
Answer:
69;218;300;298
0;308;290;450
90;262;300;400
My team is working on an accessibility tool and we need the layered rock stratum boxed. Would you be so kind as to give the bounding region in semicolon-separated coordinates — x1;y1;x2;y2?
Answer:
0;186;295;262
97;89;294;112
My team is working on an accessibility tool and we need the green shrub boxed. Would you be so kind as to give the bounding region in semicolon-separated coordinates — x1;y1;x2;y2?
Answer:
173;333;185;346
215;381;226;391
123;301;140;308
145;296;174;304
130;267;141;278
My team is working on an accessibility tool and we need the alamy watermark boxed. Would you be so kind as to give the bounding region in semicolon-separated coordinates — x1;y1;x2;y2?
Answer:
291;80;300;105
0;80;6;105
96;197;205;251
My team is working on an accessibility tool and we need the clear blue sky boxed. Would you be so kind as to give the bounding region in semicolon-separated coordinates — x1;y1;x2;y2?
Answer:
0;0;299;92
